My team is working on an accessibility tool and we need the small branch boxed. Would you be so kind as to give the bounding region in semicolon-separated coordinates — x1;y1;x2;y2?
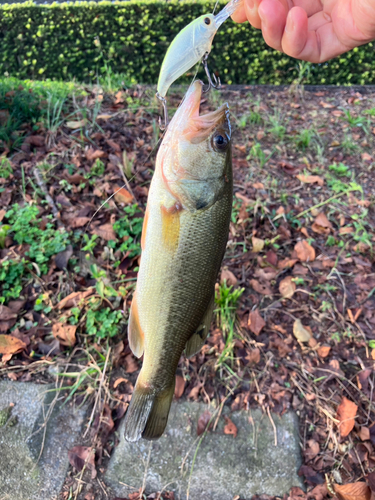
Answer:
33;167;64;228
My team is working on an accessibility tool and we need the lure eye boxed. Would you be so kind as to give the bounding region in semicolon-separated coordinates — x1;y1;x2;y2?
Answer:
212;133;229;152
204;17;211;25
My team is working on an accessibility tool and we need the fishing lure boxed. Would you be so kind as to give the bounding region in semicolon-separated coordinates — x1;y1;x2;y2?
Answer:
156;0;243;128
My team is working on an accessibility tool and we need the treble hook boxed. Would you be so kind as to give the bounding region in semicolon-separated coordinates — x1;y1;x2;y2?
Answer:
156;92;169;131
202;52;221;93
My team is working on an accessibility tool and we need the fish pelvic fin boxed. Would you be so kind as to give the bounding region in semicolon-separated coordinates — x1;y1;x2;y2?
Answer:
128;291;145;358
124;380;175;442
185;292;215;358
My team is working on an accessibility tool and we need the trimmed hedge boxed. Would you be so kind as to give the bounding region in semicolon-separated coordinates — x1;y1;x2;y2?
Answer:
0;0;374;84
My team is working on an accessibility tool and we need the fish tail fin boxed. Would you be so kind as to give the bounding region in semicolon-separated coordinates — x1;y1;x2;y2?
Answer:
124;379;175;442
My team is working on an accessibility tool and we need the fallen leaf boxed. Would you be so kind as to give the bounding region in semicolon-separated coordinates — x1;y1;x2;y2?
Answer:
252;237;265;253
223;416;238;438
197;410;212;436
250;279;272;296
248;309;266;336
220;269;237;287
69;217;91;229
253;182;264;189
57;288;94;309
279;276;296;299
124;354;138;374
25;135;45;147
0;335;26;356
358;426;370;441
294;240;316;262
296;174;324;186
66;119;87;129
305;439;320;459
114;185;133;205
174;375;185;399
337;397;358;437
113;377;128;389
334;482;371;500
0;305;17;321
278;258;298;269
246;347;260;364
293;319;312;343
362;152;373;162
93;223;117;241
311;212;332;235
317;345;331;358
86;148;106;161
68;446;97;479
320;101;335;108
52;323;77;346
55;244;73;270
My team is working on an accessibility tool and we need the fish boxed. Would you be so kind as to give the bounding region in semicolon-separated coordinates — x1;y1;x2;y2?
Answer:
157;0;243;99
123;80;233;442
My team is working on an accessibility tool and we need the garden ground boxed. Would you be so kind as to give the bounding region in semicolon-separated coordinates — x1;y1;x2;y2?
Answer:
0;78;375;500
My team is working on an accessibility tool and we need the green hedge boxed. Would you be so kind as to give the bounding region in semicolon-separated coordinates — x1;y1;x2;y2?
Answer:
0;0;374;84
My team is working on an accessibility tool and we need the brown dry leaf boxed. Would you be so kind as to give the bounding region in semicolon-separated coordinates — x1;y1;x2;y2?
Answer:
66;119;87;129
57;288;94;309
0;335;26;356
253;182;264;189
69;217;91;229
0;305;17;321
248;309;266;336
337;397;358;437
86;148;106;161
252;237;265;253
278;258;298;270
358;426;370;441
294;240;316;262
311;212;332;235
93;223;117;241
114;185;133;205
362;152;373;162
174;375;185;399
250;279;272;296
296;174;324;186
317;345;331;358
68;446;97;479
124;354;138;374
197;410;212;436
339;226;354;235
320;101;335;108
279;276;296;299
220;269;237;287
223;416;238;438
52;323;77;347
334;482;371;500
293;319;312;343
113;377;128;389
247;347;261;364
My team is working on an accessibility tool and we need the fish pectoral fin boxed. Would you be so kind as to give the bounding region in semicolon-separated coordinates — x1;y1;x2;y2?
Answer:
185;293;215;358
128;291;145;358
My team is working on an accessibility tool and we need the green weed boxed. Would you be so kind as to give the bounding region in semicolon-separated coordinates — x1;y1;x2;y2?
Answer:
86;303;124;340
0;158;13;178
247;142;272;168
111;204;144;257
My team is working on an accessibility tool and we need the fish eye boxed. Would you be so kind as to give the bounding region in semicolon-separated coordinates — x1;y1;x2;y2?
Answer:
212;133;228;152
204;17;211;25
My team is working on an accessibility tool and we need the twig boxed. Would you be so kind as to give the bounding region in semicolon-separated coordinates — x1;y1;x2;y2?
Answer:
33;167;64;228
141;442;153;497
83;347;111;438
296;192;345;218
266;406;277;446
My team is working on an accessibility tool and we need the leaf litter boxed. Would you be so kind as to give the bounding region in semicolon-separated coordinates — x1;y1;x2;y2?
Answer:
0;84;374;500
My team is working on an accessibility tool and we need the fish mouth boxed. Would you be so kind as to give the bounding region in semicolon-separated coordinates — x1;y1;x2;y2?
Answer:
179;81;230;144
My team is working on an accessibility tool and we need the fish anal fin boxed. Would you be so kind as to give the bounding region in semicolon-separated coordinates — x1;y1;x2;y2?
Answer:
185;293;215;358
128;291;145;358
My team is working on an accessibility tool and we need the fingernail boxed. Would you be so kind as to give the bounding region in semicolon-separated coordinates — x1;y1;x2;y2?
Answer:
258;9;267;26
285;13;294;33
247;0;255;9
323;12;331;22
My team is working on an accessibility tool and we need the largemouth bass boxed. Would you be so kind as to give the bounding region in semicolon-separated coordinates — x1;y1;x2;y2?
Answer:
124;80;233;442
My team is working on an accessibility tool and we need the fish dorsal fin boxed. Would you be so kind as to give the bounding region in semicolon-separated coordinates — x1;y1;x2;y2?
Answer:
185;292;215;358
128;291;145;358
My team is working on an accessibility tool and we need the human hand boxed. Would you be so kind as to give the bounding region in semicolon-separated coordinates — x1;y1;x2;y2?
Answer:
232;0;375;63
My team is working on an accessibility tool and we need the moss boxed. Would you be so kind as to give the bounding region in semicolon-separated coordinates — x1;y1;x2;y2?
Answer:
0;406;12;426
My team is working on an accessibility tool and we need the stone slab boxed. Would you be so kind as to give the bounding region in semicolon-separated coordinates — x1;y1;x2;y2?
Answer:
0;381;87;500
105;401;303;500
